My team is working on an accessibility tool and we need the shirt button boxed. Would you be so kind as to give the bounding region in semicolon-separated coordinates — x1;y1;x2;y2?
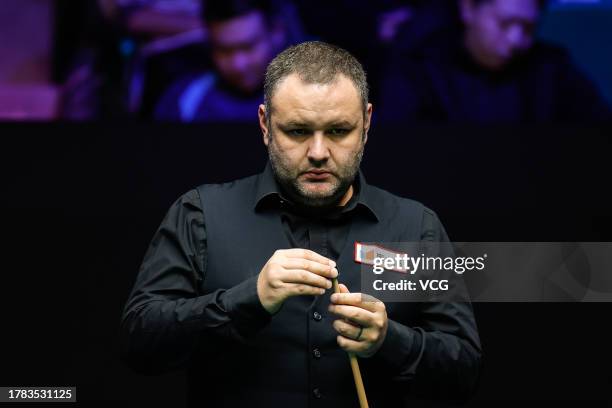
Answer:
312;388;322;399
313;311;322;321
313;348;322;359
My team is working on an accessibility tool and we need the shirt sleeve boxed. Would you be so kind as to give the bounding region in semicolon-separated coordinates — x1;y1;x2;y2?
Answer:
120;189;272;374
365;208;482;403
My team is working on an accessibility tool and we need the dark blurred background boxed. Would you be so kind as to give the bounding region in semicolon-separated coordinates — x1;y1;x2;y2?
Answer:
1;0;612;407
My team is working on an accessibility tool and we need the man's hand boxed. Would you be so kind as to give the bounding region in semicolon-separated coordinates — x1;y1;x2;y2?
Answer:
257;249;338;315
328;284;388;358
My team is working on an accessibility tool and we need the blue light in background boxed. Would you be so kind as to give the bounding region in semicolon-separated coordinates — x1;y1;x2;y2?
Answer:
550;0;612;9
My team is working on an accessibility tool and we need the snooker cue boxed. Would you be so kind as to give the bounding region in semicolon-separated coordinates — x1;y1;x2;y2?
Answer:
332;277;369;408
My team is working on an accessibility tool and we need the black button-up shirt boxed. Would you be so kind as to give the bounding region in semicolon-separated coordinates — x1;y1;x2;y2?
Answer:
121;164;481;406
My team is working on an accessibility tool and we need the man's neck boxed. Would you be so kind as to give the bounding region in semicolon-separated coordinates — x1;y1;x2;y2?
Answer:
338;184;354;207
282;184;355;218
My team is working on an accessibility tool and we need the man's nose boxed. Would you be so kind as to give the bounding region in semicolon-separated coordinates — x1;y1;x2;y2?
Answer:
307;132;330;163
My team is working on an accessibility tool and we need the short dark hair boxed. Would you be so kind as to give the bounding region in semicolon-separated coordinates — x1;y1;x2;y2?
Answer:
263;41;369;117
202;0;272;24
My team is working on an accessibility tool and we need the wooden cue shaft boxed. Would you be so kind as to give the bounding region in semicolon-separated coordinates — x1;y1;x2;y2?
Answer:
332;277;370;408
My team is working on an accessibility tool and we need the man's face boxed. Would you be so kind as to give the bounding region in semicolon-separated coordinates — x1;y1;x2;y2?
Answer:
259;73;372;208
461;0;540;70
208;11;282;93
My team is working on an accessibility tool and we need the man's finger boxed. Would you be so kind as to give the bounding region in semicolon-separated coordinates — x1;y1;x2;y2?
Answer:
336;335;369;355
333;318;362;340
282;248;336;267
283;258;338;279
281;269;332;289
338;283;350;293
328;304;374;327
330;292;380;313
287;283;326;296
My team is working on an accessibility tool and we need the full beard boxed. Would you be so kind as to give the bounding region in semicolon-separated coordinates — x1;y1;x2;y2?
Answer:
267;133;364;209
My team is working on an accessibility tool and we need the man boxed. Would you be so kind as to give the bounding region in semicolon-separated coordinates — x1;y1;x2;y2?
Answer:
154;0;289;122
380;0;611;123
110;0;203;38
122;41;481;406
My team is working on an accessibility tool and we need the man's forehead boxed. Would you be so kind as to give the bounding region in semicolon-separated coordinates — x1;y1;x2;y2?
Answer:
210;11;267;46
278;116;360;128
492;0;539;20
272;104;362;128
269;73;363;120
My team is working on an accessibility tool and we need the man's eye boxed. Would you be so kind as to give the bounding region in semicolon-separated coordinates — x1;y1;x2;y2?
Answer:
286;129;309;137
328;128;350;136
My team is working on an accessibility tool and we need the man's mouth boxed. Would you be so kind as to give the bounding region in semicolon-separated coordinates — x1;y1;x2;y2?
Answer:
302;170;333;181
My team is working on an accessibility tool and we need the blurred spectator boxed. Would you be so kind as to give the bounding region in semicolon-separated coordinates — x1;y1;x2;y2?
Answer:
112;0;203;39
379;0;611;123
154;0;292;122
57;0;127;120
57;0;209;120
294;0;457;106
383;0;460;53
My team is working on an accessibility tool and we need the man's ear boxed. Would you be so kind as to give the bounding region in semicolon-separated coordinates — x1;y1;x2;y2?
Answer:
363;103;373;145
258;104;270;146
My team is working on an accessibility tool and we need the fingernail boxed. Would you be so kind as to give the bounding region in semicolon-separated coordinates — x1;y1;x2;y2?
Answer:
332;267;338;278
330;293;338;302
330;260;336;267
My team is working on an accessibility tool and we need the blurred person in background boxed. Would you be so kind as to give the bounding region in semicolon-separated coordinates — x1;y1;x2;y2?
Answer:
59;0;210;120
379;0;611;123
110;0;203;39
154;0;294;122
294;0;456;109
57;0;126;120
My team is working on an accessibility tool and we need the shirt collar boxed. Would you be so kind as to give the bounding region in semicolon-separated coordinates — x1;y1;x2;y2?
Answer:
254;162;380;222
